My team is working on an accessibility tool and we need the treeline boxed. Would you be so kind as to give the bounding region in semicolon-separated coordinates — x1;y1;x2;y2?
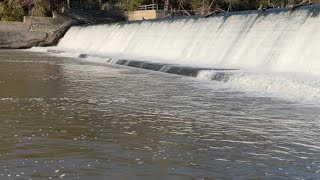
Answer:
103;0;315;12
0;0;317;21
121;0;259;11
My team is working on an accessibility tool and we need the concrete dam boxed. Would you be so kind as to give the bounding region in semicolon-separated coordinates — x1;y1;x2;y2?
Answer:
41;5;320;103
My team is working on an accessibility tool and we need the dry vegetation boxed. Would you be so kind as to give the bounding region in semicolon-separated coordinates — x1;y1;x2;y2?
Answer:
0;0;318;21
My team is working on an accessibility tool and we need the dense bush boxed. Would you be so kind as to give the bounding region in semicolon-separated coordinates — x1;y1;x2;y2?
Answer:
122;0;144;11
29;0;51;17
0;0;53;21
0;0;317;22
0;1;25;21
115;0;311;12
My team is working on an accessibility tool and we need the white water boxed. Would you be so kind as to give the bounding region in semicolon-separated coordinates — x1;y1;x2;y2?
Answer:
39;6;320;103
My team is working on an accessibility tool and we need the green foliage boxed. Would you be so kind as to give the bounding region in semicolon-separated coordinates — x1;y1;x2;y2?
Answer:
259;0;270;6
90;0;320;12
0;0;52;21
0;0;317;22
189;0;203;10
0;1;25;21
30;0;52;17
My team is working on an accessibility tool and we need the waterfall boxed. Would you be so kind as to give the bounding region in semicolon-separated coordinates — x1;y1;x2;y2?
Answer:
43;5;320;103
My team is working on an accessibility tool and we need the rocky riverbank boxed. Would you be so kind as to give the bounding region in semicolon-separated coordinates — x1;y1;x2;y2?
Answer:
0;9;124;49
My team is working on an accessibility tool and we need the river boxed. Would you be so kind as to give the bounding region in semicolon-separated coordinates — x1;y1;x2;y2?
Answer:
0;49;320;179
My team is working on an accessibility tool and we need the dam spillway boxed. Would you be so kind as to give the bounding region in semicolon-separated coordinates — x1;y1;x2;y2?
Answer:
3;6;320;179
44;5;320;103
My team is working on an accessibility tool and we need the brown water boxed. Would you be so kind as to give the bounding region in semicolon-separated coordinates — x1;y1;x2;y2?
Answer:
0;49;320;180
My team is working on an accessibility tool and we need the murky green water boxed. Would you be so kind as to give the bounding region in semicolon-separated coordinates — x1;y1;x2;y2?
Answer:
0;49;320;179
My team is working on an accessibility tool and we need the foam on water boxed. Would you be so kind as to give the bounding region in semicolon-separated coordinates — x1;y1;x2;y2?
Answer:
32;6;320;103
198;70;320;102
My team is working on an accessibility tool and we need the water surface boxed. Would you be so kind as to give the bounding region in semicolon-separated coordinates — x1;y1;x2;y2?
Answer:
0;49;319;179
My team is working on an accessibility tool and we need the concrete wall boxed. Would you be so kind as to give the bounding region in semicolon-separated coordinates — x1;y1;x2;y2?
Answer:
0;13;75;48
0;14;70;32
0;10;123;48
0;21;27;31
125;10;166;21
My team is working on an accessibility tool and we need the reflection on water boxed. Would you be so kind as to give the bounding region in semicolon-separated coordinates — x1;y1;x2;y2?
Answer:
0;50;320;179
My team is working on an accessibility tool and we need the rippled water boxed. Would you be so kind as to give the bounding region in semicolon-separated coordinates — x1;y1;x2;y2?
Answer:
0;49;320;179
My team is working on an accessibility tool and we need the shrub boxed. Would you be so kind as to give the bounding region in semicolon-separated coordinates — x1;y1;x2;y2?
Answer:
122;0;143;11
0;1;25;21
30;0;52;17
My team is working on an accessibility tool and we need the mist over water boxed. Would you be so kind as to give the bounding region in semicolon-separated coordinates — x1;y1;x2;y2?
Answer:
48;6;320;103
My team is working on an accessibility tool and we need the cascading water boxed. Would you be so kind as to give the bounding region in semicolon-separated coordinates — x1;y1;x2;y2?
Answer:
41;5;320;103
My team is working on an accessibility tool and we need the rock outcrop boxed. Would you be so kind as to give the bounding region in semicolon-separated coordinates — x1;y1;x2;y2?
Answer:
0;9;124;49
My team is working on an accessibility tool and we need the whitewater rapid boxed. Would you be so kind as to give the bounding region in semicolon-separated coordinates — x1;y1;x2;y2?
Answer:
33;5;320;103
